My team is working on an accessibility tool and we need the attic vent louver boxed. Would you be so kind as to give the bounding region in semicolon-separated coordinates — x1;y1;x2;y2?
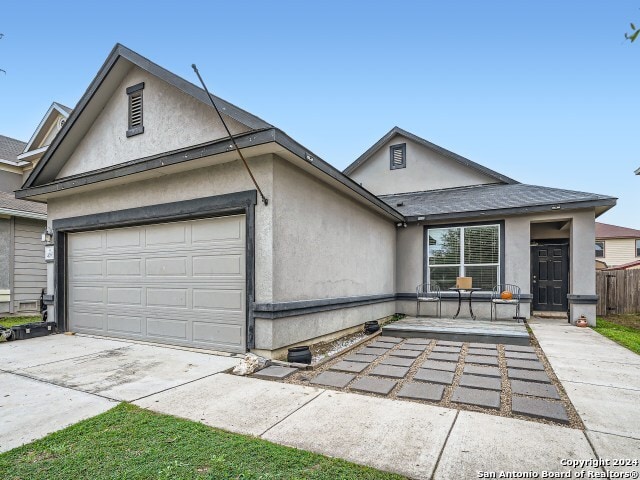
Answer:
126;82;145;137
390;143;406;170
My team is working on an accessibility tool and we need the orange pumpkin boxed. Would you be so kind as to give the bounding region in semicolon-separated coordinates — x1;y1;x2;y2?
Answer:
500;290;513;300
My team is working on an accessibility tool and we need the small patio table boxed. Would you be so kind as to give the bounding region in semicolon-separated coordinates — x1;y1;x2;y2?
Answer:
448;287;482;320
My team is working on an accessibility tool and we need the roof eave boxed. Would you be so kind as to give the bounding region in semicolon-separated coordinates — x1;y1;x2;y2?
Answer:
0;208;46;220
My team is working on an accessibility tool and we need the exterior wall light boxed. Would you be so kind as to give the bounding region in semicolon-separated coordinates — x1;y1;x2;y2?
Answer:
41;227;54;245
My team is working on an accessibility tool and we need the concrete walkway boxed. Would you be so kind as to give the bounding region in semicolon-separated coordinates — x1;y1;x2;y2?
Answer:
2;331;638;479
529;318;640;474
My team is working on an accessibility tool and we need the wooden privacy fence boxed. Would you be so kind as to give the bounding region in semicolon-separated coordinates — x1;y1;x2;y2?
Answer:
596;269;640;316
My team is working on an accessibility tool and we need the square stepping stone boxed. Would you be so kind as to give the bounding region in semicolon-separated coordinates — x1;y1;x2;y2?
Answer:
380;356;415;367
451;386;501;409
437;340;463;347
507;359;544;371
508;368;551;383
459;374;502;391
392;349;422;359
429;352;459;362
399;344;427;352
397;382;445;401
511;396;569;423
432;346;461;353
510;380;560;399
370;364;410;379
330;361;370;374
344;354;378;363
253;365;297;380
404;338;431;345
378;336;403;344
504;351;539;360
467;348;498;357
358;347;388;356
368;342;393;350
350;377;397;395
463;365;500;378
413;368;455;385
310;371;355;388
420;360;458;372
504;345;535;353
469;343;497;349
465;355;498;366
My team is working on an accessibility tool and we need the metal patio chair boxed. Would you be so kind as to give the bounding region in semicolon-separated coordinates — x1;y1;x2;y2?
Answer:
491;283;521;321
416;283;441;317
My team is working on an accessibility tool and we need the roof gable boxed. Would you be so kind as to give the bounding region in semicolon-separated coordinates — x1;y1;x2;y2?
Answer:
19;102;71;156
24;44;273;189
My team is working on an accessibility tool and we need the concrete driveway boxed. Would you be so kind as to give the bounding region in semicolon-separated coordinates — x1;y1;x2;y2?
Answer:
0;334;238;452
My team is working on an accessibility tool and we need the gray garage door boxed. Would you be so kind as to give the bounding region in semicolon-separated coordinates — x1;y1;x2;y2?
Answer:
67;215;246;353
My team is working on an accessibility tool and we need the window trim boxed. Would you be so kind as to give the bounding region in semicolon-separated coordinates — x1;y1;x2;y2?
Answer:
636;239;640;258
423;220;505;292
595;240;605;258
389;143;406;170
126;82;145;138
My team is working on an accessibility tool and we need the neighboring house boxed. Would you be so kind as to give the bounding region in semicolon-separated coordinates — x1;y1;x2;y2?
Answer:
603;259;640;271
16;44;616;357
595;222;640;268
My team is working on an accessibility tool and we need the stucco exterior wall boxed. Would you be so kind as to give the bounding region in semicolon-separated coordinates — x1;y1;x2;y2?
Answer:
349;133;498;196
597;237;639;267
0;169;22;192
396;224;423;294
0;218;10;313
57;65;250;179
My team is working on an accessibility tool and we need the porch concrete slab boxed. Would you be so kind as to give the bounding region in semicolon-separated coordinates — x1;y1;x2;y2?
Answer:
507;368;551;383
463;365;500;377
0;334;129;372
459;374;501;391
431;346;461;353
503;344;535;353
510;379;560;399
378;336;403;343
16;343;238;401
310;371;355;388
504;351;539;360
506;359;544;370
358;347;388;356
420;360;458;372
0;372;116;453
380;356;415;367
263;390;457;480
414;368;455;385
135;373;322;436
451;386;500;409
391;349;422;359
428;352;459;362
344;353;378;363
586;431;640;474
252;365;298;380
433;411;597;479
369;364;410;378
329;361;369;374
562;382;640;439
511;396;569;424
350;377;397;395
468;342;497;349
404;338;432;345
397;382;445;402
465;355;498;366
466;348;498;357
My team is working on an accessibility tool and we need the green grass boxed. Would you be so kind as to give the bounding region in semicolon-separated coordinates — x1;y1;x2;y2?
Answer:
0;403;405;480
593;316;640;355
0;316;42;328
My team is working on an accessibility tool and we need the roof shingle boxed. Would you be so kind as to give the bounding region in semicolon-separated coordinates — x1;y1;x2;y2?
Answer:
596;222;640;238
0;191;47;216
0;134;27;162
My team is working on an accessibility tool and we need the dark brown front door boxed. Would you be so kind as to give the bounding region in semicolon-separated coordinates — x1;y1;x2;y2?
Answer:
531;244;569;311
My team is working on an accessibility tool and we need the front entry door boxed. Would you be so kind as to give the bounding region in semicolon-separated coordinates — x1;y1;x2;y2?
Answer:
531;244;569;311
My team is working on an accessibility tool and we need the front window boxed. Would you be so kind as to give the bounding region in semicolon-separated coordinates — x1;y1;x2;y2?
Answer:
636;239;640;257
427;224;500;290
595;241;605;258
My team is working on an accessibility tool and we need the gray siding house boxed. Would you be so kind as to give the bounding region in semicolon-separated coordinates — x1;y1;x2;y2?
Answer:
16;44;616;357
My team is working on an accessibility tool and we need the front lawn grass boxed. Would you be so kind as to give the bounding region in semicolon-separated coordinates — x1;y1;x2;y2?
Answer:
593;316;640;355
0;403;405;480
0;315;42;328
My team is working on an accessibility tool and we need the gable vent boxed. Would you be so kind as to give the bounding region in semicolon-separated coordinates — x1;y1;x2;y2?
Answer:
126;82;145;137
390;143;406;170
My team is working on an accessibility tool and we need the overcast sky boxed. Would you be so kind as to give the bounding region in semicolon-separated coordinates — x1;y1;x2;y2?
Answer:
1;1;638;227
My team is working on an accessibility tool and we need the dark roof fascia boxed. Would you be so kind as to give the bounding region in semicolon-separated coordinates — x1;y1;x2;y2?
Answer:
636;166;640;175
16;128;405;222
24;43;272;190
402;198;617;223
343;126;518;185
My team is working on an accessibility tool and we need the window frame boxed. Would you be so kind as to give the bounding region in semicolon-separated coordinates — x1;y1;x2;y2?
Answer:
595;240;605;258
423;221;504;292
636;239;640;258
389;143;406;170
126;82;145;138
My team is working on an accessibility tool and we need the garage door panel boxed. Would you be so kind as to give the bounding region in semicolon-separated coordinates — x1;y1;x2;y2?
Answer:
68;215;246;352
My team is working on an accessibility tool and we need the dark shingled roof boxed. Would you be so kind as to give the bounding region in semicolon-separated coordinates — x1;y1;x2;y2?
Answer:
0;191;47;216
380;184;617;221
596;222;640;238
0;134;27;162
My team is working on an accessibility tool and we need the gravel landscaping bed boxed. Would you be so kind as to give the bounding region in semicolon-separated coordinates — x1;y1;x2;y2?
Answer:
257;334;583;429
